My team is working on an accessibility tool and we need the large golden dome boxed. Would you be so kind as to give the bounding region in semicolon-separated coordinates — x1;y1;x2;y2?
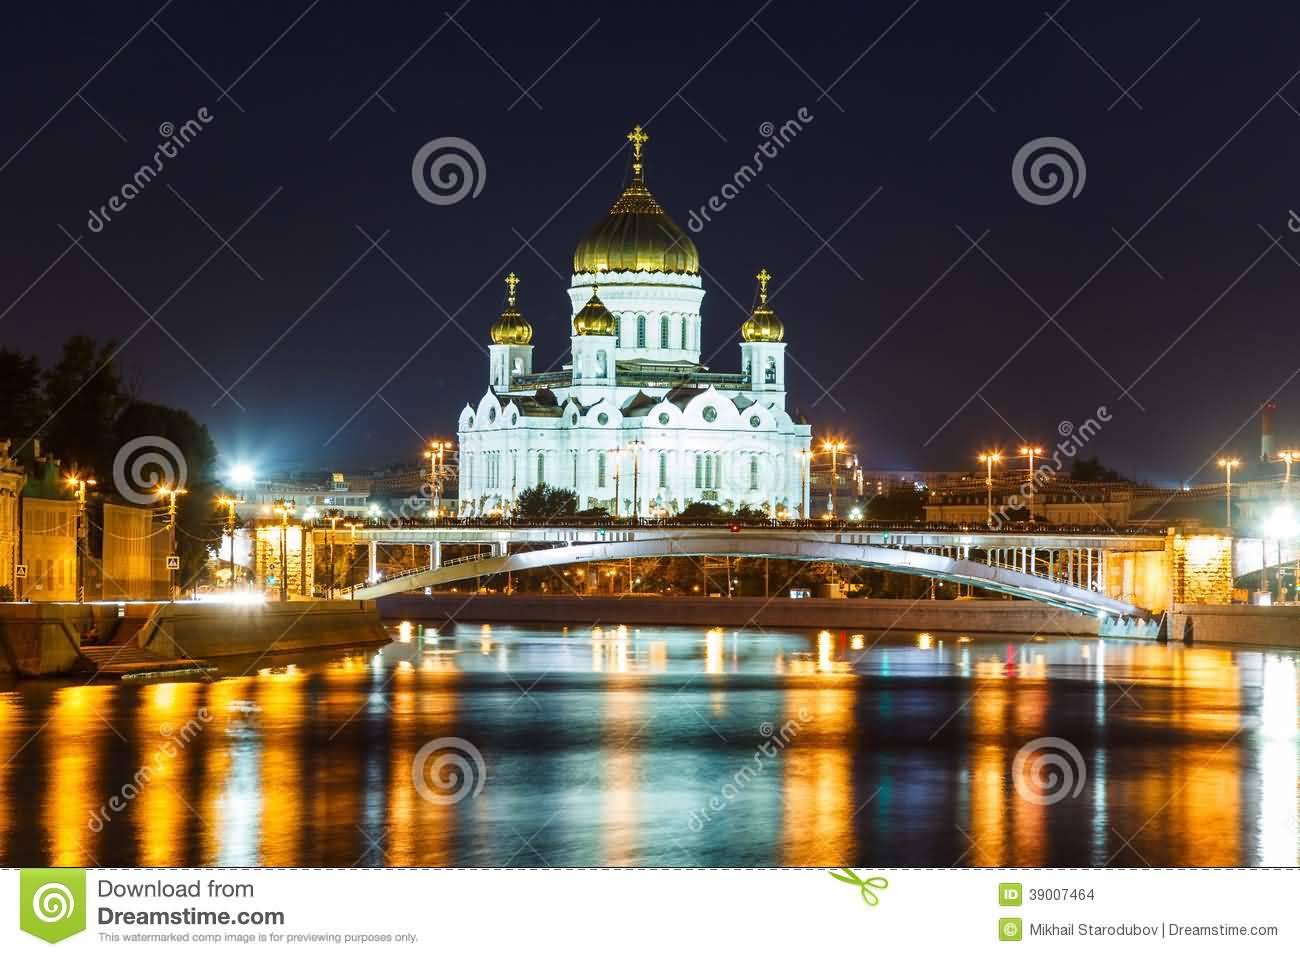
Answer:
573;288;616;337
572;126;700;276
741;268;784;342
490;273;533;345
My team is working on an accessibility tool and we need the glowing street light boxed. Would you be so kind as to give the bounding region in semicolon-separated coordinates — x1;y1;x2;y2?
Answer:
215;495;243;590
64;472;96;602
156;483;187;598
272;498;295;603
1217;457;1241;528
427;441;453;518
821;439;848;519
1016;445;1044;519
977;451;1002;527
230;463;255;488
1280;450;1299;485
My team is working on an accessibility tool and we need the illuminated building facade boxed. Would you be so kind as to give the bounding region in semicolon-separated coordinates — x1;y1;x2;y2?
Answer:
458;127;812;517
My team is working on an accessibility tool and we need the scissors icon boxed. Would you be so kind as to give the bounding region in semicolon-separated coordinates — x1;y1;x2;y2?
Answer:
828;868;889;906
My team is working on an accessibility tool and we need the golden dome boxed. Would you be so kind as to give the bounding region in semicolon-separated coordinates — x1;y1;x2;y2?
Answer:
490;272;533;345
572;126;700;276
741;268;784;342
573;287;616;337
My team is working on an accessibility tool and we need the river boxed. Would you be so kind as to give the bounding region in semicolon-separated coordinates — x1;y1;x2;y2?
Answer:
0;622;1295;866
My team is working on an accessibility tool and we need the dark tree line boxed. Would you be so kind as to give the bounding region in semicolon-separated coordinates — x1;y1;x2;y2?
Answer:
1;337;220;584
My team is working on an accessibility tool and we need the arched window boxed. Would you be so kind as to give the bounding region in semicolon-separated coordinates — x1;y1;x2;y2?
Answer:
694;454;703;489
765;357;777;384
713;454;722;489
659;316;670;349
512;357;524;375
750;456;759;490
537;452;545;486
595;349;607;377
658;452;668;488
680;316;687;350
636;315;647;348
598;452;607;487
614;315;622;344
703;455;713;489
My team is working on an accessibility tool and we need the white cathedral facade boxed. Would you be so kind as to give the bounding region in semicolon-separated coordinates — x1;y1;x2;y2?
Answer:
457;126;812;518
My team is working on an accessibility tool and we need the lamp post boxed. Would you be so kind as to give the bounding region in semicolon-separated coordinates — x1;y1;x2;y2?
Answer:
272;498;294;602
157;483;187;599
427;441;453;519
345;520;360;598
794;449;810;520
1280;450;1298;486
611;446;622;518
821;439;847;519
326;510;342;599
64;473;96;603
1015;445;1044;518
216;495;242;590
628;440;644;522
977;451;1002;528
1217;457;1240;528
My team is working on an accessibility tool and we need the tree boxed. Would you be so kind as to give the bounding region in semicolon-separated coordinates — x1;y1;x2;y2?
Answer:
0;348;46;452
1071;456;1126;483
678;501;723;520
42;336;129;476
514;483;578;519
866;488;926;522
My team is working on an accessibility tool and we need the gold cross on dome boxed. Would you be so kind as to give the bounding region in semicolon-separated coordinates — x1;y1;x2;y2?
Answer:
505;271;519;305
627;125;649;160
756;268;772;303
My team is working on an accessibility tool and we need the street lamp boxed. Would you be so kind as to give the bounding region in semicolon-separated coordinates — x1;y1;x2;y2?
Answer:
1217;457;1241;528
215;495;243;590
627;439;645;521
977;451;1002;527
427;440;453;519
794;449;811;520
1264;505;1297;603
821;439;847;519
1280;450;1299;486
1015;445;1044;519
272;498;294;603
64;473;96;602
156;483;187;599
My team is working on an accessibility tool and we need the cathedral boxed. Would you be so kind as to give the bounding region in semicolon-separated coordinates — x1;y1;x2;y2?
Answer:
457;127;813;518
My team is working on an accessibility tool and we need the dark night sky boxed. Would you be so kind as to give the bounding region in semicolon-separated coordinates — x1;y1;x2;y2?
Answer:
3;0;1299;484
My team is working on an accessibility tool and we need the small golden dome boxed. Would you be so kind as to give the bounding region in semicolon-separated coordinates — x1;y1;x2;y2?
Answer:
741;268;784;342
573;287;616;337
572;126;700;276
490;272;533;345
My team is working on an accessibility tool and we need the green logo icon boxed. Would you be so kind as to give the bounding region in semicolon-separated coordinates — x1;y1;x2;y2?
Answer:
999;882;1023;906
999;917;1023;942
827;868;889;906
19;869;86;943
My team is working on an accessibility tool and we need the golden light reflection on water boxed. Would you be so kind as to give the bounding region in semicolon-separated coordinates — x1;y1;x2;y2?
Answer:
256;667;305;866
134;682;200;867
0;694;17;858
781;683;854;866
45;684;114;865
602;682;643;866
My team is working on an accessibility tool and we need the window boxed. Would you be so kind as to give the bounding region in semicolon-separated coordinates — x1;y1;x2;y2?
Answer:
537;452;545;485
704;455;713;489
695;454;703;489
659;452;668;488
596;349;607;377
659;317;670;349
636;315;646;348
680;316;687;350
614;315;622;343
713;454;722;488
750;456;759;490
765;357;777;384
598;453;607;487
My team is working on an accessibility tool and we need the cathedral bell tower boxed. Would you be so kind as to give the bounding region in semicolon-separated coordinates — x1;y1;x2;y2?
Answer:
488;272;533;390
738;268;786;402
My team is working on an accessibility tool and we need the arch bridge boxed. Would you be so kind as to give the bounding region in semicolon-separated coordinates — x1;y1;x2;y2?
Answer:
337;524;1171;617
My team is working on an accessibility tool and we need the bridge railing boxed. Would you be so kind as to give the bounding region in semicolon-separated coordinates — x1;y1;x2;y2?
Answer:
318;516;1171;536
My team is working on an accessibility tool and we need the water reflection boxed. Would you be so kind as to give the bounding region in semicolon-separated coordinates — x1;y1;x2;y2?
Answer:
0;624;1295;867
